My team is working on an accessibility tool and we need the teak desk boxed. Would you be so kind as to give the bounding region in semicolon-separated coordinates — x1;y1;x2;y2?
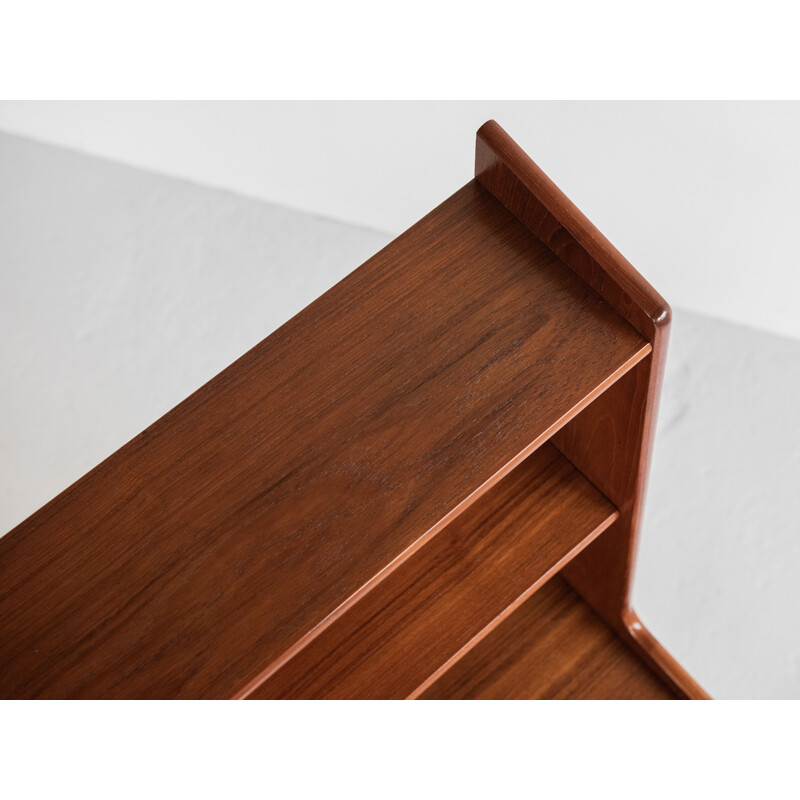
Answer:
0;121;708;699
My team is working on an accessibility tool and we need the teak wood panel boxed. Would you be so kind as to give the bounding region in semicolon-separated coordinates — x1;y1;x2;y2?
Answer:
248;444;617;699
0;180;648;699
421;576;675;700
475;121;709;699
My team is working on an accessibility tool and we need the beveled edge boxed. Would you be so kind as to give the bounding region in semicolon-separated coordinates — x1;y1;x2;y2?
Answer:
475;118;671;341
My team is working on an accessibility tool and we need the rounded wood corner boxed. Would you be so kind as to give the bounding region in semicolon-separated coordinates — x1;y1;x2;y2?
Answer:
622;607;711;700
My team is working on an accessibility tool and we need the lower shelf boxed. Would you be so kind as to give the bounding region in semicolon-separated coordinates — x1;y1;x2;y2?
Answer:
246;443;618;699
420;575;676;699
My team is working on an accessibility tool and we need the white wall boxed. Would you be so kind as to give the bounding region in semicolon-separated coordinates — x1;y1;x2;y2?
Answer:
2;101;800;344
636;309;800;698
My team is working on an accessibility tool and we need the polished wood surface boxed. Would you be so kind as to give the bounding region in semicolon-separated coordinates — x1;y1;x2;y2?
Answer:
247;444;616;699
421;576;675;700
0;178;647;699
0;120;707;700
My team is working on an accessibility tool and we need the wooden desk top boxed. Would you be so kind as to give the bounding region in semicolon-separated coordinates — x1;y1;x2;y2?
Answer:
0;179;648;698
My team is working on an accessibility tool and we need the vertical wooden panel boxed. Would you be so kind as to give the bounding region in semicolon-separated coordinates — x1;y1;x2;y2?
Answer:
474;120;708;699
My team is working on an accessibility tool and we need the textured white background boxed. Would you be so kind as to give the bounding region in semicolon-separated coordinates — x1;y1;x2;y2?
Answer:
1;106;799;698
2;102;800;343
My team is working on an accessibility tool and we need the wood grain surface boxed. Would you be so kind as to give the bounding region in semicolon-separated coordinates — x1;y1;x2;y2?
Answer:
247;444;617;699
421;576;675;700
0;179;648;699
